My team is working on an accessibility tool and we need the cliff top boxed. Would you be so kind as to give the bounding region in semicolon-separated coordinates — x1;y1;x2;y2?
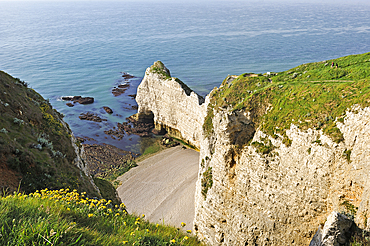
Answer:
204;52;370;145
149;61;201;99
0;71;98;196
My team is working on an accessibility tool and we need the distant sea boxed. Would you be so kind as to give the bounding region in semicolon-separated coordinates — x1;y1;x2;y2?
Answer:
1;1;369;153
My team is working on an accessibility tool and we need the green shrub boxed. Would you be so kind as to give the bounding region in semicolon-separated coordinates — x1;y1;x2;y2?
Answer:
201;167;213;200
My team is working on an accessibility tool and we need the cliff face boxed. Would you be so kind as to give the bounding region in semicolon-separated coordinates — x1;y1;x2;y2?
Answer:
136;54;370;245
0;71;99;197
194;106;370;245
136;61;207;149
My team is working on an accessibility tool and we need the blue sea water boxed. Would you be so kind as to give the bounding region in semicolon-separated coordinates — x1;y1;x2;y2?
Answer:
1;0;370;153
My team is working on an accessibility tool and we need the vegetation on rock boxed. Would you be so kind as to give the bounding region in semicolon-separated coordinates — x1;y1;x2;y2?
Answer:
201;167;213;200
149;61;194;97
203;52;370;145
0;71;98;196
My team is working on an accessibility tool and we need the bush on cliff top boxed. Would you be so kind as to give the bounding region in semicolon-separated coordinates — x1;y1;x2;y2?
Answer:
203;52;370;145
0;189;203;246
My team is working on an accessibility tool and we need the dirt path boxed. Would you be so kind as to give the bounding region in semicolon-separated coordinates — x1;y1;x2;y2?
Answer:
116;146;199;231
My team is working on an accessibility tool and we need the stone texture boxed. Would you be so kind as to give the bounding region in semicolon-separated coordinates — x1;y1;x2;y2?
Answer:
135;62;370;246
194;106;370;246
59;118;101;196
135;62;207;149
309;211;353;246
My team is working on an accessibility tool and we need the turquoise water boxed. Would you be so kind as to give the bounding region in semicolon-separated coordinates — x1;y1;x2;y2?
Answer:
1;1;370;152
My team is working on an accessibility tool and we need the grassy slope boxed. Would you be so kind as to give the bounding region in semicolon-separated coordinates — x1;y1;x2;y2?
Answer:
0;71;98;197
204;52;370;145
0;189;203;246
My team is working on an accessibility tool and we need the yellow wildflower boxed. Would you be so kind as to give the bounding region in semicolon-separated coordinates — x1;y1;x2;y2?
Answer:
184;236;189;240
88;214;94;218
123;241;128;244
115;213;120;217
186;230;192;233
181;222;186;227
170;239;176;243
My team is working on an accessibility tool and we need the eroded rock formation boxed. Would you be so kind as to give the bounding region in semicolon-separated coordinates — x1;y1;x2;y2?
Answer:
136;61;207;149
135;59;370;246
194;105;370;245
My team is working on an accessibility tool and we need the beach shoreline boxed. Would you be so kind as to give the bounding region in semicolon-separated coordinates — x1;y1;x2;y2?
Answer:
116;146;200;232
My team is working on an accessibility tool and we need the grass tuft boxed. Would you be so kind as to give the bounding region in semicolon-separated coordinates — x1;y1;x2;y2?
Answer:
0;189;204;246
203;52;370;146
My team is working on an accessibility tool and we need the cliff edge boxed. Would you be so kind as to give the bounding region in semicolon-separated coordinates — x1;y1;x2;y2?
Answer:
0;71;100;197
136;53;370;245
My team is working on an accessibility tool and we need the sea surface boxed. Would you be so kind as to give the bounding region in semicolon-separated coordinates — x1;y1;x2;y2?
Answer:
1;0;370;153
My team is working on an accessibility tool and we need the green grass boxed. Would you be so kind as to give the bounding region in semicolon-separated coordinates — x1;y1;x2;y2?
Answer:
142;141;163;156
0;189;204;246
93;178;121;206
203;52;370;145
0;71;99;197
150;61;172;80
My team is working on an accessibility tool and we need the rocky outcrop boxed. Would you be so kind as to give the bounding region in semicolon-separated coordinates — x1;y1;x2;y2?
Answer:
62;120;101;196
135;58;370;246
309;211;353;246
135;61;207;149
193;105;370;245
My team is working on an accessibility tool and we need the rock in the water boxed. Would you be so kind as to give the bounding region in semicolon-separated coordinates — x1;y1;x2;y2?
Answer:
79;112;107;122
62;96;94;104
66;103;74;107
309;211;353;246
112;84;129;96
122;72;135;80
103;106;113;114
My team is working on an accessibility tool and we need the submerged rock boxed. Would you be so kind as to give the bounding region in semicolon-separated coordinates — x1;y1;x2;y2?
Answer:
79;112;107;122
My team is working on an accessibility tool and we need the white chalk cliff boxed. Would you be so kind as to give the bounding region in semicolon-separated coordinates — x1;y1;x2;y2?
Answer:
136;61;207;149
135;61;370;245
